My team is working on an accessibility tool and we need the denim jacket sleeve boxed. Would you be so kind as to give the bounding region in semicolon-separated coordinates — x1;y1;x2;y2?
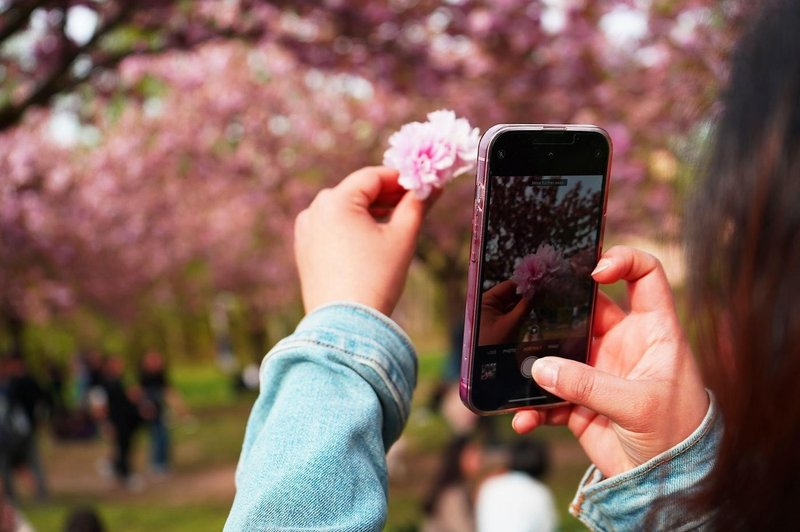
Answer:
224;302;417;532
571;392;721;532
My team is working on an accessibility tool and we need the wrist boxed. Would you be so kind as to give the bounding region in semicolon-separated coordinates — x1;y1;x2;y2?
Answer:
286;302;418;447
572;390;720;529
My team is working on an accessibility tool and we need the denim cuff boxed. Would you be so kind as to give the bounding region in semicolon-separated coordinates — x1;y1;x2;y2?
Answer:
571;391;720;531
271;302;417;448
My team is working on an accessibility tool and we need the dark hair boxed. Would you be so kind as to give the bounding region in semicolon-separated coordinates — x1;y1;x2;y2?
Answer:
508;438;550;479
64;506;105;532
685;0;800;529
422;436;470;515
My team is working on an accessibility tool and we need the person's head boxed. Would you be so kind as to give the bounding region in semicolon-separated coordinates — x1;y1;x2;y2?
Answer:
63;506;105;532
141;350;165;372
103;355;125;379
507;438;550;479
685;0;800;527
5;355;26;377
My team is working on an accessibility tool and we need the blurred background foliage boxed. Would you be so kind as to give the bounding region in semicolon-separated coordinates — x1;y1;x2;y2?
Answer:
0;0;749;363
1;0;748;530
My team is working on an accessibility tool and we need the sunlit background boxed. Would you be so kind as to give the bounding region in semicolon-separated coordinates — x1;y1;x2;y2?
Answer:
0;1;747;530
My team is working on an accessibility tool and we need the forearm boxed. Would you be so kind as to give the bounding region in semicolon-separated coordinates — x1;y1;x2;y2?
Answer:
571;392;721;531
224;303;417;531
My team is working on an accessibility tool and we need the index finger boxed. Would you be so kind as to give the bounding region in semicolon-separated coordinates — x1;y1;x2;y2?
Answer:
335;166;402;209
591;246;675;313
485;279;518;300
592;290;626;336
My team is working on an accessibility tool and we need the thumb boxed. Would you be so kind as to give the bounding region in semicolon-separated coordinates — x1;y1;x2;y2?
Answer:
531;357;648;426
388;189;427;238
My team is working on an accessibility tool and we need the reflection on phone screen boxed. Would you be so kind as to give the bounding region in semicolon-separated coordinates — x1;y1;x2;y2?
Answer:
473;174;603;409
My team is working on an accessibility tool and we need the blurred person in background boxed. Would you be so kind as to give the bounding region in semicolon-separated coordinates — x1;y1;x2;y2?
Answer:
94;356;143;490
422;436;473;532
0;485;33;532
43;359;67;422
472;438;557;532
75;351;105;409
138;350;171;476
0;356;48;502
423;435;556;532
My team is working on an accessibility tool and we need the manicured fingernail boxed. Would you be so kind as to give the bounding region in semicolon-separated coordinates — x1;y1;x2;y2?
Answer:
591;259;612;276
532;358;558;389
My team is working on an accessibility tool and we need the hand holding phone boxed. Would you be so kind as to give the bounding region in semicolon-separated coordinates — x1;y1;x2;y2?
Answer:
512;246;709;478
461;125;611;414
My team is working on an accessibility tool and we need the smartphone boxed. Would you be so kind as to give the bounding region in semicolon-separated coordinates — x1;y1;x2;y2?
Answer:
460;125;611;414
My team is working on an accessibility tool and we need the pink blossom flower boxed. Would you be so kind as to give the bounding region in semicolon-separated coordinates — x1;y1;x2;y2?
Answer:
511;243;567;300
383;110;479;199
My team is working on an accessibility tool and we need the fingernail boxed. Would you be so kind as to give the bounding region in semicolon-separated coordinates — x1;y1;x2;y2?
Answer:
591;259;612;276
511;415;520;432
532;358;559;389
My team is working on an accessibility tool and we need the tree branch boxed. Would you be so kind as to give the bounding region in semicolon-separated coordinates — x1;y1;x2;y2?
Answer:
0;0;44;43
0;2;133;130
0;4;270;132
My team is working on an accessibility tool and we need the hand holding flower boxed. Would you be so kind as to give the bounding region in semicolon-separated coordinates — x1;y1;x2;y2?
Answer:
478;280;532;345
294;167;433;316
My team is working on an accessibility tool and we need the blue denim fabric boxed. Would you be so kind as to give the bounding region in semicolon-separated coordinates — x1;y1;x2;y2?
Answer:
571;392;721;531
225;301;721;531
224;302;416;531
149;417;169;471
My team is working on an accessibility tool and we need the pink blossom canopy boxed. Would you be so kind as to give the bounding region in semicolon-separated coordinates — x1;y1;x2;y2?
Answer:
383;110;480;200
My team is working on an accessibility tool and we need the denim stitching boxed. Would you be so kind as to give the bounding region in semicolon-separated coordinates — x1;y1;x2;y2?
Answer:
265;339;410;423
308;302;417;355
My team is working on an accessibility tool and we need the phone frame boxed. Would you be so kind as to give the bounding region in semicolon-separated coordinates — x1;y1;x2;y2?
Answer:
460;124;612;415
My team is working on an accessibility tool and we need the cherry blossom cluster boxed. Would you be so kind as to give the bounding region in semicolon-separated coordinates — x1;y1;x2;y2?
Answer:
383;110;479;200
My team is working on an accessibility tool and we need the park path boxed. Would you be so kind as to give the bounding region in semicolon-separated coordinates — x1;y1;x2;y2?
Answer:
38;434;236;505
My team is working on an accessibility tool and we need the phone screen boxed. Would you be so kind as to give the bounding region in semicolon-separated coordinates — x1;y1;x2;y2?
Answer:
467;129;609;412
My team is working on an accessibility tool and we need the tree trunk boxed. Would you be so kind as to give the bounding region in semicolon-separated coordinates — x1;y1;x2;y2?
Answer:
3;308;26;358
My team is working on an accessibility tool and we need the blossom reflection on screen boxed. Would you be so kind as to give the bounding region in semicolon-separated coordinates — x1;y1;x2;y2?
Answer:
511;243;568;300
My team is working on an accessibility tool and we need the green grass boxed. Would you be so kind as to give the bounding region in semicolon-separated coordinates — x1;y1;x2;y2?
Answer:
24;501;230;532
170;400;253;472
418;350;447;380
171;364;240;409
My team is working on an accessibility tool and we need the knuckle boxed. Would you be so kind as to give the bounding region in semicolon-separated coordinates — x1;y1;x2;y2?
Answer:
312;188;338;212
571;370;596;404
294;209;309;235
646;251;662;269
315;187;333;202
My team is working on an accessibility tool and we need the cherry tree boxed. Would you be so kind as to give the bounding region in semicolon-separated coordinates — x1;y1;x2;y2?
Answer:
0;0;750;357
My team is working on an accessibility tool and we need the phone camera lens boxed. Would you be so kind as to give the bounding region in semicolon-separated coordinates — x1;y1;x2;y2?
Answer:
547;151;555;159
497;149;506;159
594;149;603;159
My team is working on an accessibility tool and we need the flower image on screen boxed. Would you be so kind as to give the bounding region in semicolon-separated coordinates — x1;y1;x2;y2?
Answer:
471;173;605;407
478;175;602;346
